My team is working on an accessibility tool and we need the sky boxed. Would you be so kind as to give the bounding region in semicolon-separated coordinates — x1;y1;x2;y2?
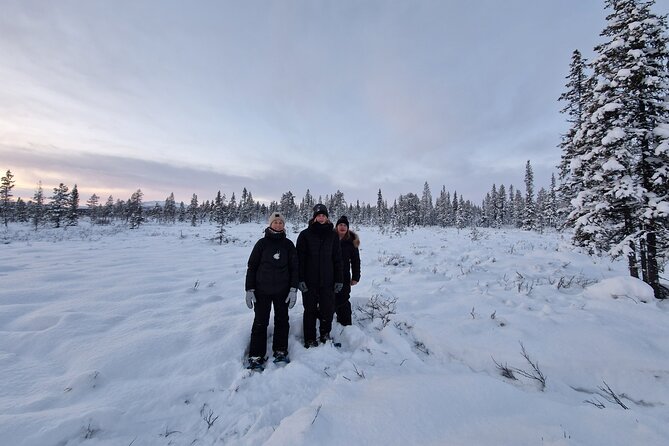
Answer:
2;0;669;206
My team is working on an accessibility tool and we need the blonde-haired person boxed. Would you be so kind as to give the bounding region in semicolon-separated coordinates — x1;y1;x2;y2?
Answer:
296;204;343;347
333;216;360;326
244;212;298;370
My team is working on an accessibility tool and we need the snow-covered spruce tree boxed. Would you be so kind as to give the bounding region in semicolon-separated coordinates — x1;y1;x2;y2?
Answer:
66;184;79;226
513;189;524;228
31;182;45;230
522;160;536;230
376;188;389;226
619;0;669;297
279;191;298;221
238;188;256;223
419;181;434;226
49;183;69;228
127;189;144;229
87;193;100;224
497;184;507;228
102;195;113;224
548;174;559;229
178;201;186;222
567;0;669;297
433;186;448;227
558;49;593;224
1;169;15;227
188;194;198;227
164;193;177;224
15;198;27;223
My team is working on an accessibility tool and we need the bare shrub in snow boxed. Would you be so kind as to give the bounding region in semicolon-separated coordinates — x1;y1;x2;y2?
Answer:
492;356;517;380
598;381;629;410
513;342;547;391
357;294;397;328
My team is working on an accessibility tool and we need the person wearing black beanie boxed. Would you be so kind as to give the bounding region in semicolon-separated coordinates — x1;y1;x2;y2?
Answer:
296;204;343;347
334;216;360;326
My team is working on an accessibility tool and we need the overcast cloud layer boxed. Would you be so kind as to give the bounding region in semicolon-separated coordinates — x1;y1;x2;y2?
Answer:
2;0;668;205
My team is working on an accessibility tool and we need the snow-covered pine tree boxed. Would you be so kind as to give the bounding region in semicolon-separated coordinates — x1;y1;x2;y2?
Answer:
536;187;548;233
49;183;69;228
567;0;669;298
329;190;346;220
279;191;297;221
15;198;27;223
497;184;507;228
1;169;15;227
455;195;467;229
188;194;198;226
376;189;389;226
178;202;186;222
127;189;144;229
548;174;559;229
513;189;524;228
522;160;536;230
87;193;100;224
558;50;593;223
434;186;449;227
164;193;177;224
419;182;434;226
102;195;113;224
31;181;45;230
67;184;79;226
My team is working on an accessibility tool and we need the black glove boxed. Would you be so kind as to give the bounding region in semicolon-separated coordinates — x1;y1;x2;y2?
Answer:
298;281;309;293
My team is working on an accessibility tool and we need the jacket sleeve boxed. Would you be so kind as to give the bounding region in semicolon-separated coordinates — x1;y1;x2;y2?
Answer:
245;239;263;291
332;234;343;284
296;231;307;283
351;246;361;282
287;240;299;289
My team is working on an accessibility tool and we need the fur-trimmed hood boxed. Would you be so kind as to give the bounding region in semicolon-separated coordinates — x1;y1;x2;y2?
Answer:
338;229;360;248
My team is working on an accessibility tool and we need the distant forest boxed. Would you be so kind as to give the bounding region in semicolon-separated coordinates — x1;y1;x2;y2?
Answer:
0;159;554;233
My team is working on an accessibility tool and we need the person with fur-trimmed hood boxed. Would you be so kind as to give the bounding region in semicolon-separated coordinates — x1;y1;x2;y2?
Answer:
296;204;343;347
333;215;360;326
244;212;298;369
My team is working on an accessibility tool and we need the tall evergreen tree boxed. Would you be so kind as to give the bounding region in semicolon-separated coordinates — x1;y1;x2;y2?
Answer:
67;184;79;226
127;189;144;229
566;0;669;297
87;193;100;224
49;183;70;228
164;193;177;224
558;50;593;223
0;169;15;227
419;182;434;226
522;160;536;230
188;193;199;226
31;182;45;230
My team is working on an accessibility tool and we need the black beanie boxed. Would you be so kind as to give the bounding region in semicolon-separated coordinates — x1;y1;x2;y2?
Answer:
336;215;349;228
312;203;329;218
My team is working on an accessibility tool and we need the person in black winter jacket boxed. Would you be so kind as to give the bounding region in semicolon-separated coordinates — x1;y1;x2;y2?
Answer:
334;215;360;326
296;204;343;347
245;212;298;368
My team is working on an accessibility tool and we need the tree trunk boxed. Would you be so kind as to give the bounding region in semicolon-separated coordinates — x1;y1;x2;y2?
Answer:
627;240;639;279
646;227;664;299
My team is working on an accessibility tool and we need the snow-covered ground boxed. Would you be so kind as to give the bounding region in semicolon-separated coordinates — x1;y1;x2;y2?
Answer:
1;222;668;446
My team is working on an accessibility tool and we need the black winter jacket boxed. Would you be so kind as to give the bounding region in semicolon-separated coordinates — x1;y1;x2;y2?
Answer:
296;221;343;289
245;228;298;295
339;230;361;285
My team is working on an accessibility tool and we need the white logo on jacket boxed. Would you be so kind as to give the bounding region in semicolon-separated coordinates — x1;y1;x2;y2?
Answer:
273;250;281;260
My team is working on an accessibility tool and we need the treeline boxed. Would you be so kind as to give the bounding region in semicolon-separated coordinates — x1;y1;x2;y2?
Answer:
0;160;556;233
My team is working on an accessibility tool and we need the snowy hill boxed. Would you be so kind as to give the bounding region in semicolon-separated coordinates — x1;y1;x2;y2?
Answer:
1;223;668;445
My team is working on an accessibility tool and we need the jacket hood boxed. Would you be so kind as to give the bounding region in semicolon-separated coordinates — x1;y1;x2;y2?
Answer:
337;229;360;248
